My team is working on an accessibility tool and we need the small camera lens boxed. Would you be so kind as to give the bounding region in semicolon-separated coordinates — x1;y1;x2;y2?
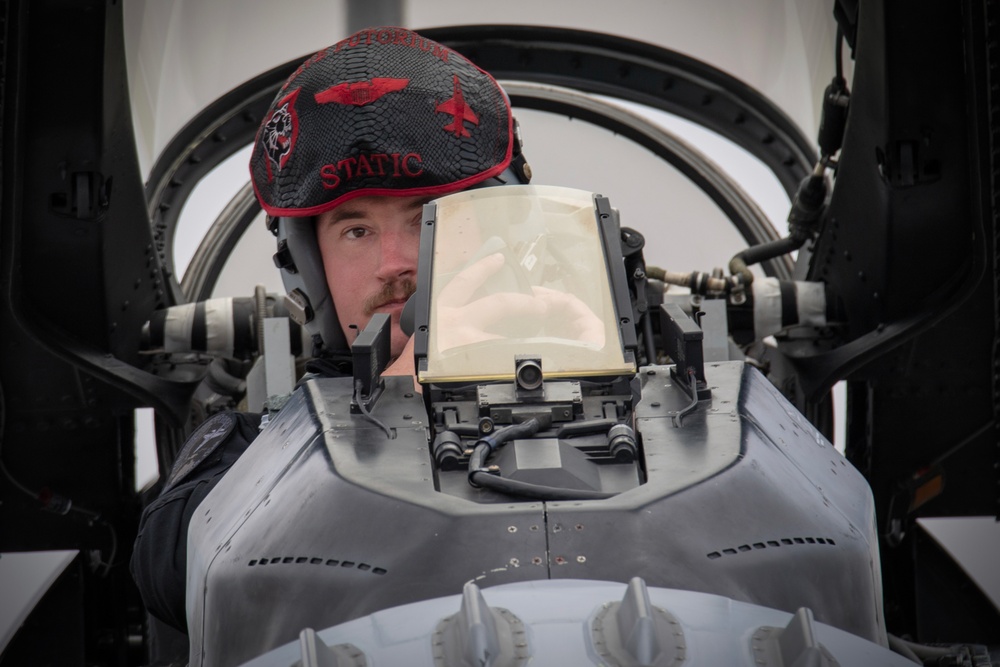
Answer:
515;359;543;391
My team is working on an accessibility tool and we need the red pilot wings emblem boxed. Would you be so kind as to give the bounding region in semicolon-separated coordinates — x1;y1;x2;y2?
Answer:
314;77;410;106
435;75;479;138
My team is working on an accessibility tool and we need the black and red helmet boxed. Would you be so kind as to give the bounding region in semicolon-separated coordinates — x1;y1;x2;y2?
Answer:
253;27;530;358
251;26;525;217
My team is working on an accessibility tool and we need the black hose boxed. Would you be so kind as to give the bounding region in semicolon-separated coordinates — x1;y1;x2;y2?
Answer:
729;236;805;286
729;167;827;287
467;419;547;485
476;419;544;453
466;417;618;500
467;442;491;480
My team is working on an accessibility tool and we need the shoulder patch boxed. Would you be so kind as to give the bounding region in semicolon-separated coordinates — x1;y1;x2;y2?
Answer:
163;413;236;492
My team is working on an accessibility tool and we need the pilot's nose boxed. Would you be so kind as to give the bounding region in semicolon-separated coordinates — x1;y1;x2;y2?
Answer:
375;227;418;281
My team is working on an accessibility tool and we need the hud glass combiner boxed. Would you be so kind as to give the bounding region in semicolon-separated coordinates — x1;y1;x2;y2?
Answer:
413;185;636;386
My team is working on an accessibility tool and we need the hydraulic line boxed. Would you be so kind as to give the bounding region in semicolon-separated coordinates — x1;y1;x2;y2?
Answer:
466;417;617;501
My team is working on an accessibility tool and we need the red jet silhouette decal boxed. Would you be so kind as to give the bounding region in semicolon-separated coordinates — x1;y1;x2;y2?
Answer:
314;78;410;106
435;75;479;138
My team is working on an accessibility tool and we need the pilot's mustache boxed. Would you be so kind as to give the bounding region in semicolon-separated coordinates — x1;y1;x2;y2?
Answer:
363;278;416;317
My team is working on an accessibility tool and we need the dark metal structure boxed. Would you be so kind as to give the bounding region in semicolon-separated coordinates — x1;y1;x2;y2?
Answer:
0;0;997;664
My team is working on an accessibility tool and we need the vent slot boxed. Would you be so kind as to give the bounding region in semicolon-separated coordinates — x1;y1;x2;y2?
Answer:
248;556;387;575
706;537;836;560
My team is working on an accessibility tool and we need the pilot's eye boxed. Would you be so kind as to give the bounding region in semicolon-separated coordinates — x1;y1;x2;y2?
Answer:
344;227;369;240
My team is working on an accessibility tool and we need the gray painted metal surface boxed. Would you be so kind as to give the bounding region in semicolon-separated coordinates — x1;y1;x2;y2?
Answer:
239;579;911;667
186;362;883;667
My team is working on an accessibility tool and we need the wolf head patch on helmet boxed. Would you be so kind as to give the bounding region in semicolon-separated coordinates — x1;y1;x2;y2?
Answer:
250;26;516;217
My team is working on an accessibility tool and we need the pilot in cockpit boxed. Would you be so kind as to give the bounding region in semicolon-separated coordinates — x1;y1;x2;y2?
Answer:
129;24;540;637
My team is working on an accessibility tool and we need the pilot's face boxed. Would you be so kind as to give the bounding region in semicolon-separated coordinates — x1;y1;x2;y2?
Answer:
316;195;426;358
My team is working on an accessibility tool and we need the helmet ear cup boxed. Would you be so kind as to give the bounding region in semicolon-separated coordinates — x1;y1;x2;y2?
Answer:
274;216;347;356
